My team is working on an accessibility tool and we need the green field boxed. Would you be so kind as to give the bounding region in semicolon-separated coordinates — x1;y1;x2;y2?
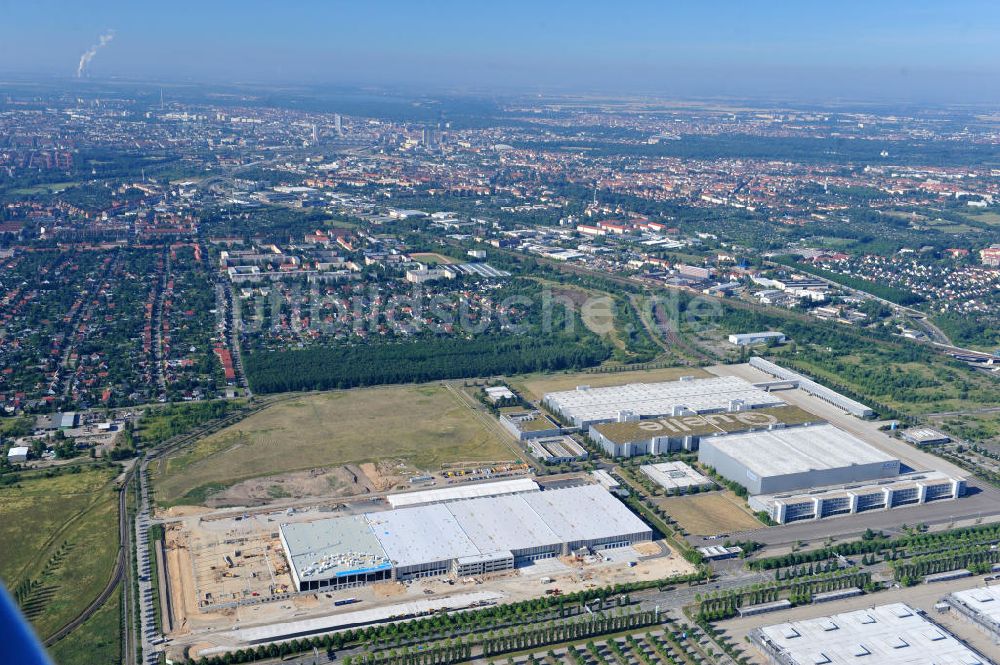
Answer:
409;252;458;265
961;210;1000;226
778;352;1000;416
152;384;517;506
8;181;80;195
0;466;121;639
934;412;1000;445
48;586;121;665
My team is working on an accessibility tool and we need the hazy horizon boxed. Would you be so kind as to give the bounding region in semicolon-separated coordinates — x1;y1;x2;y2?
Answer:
4;0;1000;105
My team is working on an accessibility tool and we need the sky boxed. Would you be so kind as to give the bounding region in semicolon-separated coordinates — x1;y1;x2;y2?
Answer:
3;0;1000;103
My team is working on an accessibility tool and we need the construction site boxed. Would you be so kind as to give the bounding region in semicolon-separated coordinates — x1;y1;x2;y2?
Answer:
158;477;693;661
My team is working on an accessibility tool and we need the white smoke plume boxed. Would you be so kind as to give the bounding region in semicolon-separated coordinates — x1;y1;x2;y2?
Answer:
77;30;116;78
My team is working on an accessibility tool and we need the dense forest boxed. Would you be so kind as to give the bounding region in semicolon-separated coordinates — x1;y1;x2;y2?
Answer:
933;312;1000;349
200;205;336;241
245;333;611;393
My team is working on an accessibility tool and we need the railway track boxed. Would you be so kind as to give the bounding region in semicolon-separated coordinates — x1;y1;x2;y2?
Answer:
491;242;986;371
40;394;293;656
42;465;135;647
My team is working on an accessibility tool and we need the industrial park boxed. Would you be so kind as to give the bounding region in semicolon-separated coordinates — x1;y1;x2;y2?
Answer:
125;356;998;665
4;32;1000;663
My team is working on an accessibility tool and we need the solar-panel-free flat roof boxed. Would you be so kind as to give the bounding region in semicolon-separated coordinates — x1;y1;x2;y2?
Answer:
445;493;562;554
544;375;785;425
366;503;481;568
703;423;897;477
948;586;1000;637
641;461;712;491
756;602;989;664
386;478;539;509
521;484;650;543
281;485;653;582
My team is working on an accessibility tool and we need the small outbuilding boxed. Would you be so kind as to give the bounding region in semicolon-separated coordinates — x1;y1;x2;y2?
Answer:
7;446;29;463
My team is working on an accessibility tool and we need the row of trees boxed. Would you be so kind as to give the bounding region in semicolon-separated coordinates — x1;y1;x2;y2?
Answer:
697;569;872;621
774;560;843;580
892;547;1000;585
345;639;473;665
481;608;660;656
750;521;1000;570
570;630;700;665
245;334;611;393
186;575;700;665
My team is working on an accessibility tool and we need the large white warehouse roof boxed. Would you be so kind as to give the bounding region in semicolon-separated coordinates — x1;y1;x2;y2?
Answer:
367;503;481;568
704;423;896;477
521;485;648;544
280;485;652;586
544;375;784;426
446;494;562;555
754;602;990;664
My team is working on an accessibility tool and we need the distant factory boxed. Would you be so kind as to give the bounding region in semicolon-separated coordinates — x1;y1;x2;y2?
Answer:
543;366;966;525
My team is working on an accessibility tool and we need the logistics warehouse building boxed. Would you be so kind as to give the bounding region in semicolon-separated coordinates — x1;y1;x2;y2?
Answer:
946;586;1000;644
749;470;966;524
748;356;875;418
698;423;900;496
279;485;652;592
544;375;786;429
699;423;966;523
751;602;992;664
589;404;820;457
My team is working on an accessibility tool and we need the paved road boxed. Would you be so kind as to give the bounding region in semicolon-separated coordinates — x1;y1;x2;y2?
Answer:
135;464;161;664
151;248;168;395
127;399;296;663
218;277;251;394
